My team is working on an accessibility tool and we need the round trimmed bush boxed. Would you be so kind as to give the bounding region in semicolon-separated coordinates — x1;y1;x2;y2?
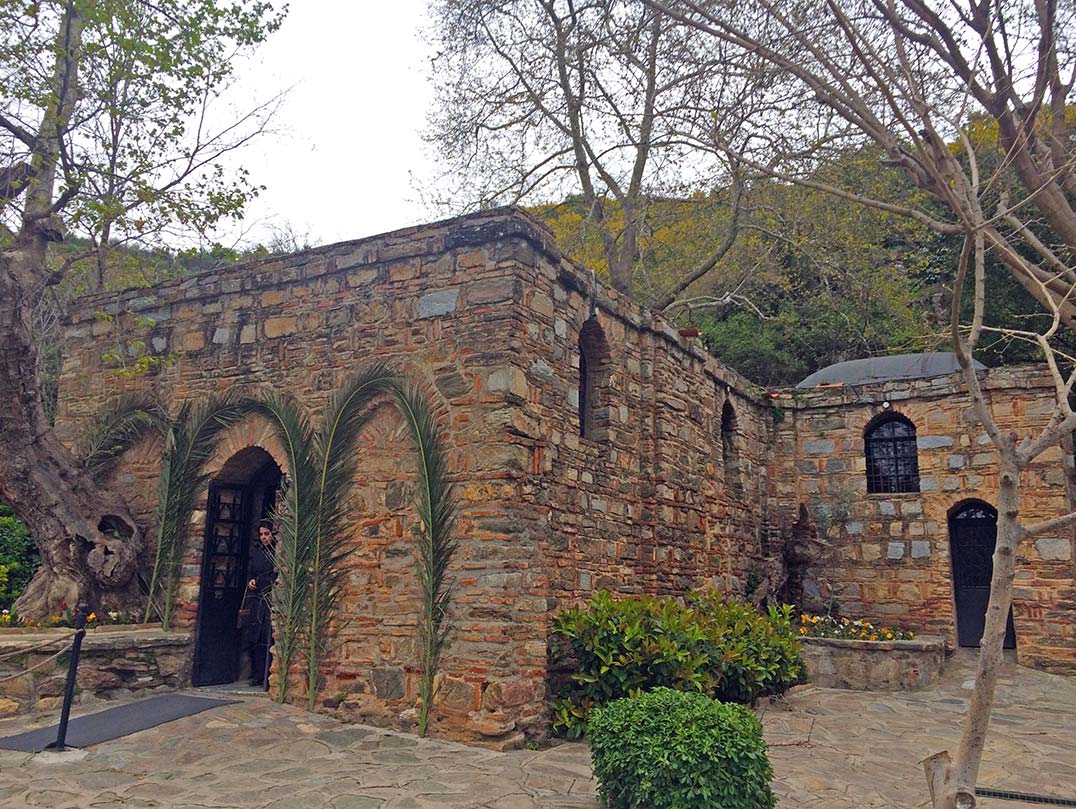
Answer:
587;687;776;809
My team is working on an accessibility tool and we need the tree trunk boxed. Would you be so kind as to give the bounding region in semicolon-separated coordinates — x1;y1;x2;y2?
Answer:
1;244;145;620
924;463;1022;809
0;1;144;621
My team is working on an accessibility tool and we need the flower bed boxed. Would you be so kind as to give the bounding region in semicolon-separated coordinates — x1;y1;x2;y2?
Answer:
0;626;191;716
797;614;944;690
799;613;915;641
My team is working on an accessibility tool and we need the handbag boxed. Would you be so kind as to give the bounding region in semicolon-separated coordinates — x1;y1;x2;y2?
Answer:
236;588;252;629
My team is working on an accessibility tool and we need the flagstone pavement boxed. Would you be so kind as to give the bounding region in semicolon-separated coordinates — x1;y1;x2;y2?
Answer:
0;650;1071;808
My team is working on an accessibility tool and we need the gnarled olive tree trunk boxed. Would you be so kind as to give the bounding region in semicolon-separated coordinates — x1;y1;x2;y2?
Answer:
0;248;145;620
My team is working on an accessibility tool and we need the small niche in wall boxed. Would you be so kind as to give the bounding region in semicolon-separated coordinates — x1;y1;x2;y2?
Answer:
578;317;611;442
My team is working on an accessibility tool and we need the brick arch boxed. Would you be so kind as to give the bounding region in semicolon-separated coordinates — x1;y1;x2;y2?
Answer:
203;414;291;481
859;406;919;437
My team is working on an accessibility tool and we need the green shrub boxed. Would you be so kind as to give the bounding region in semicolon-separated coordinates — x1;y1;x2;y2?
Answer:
588;687;777;809
691;592;806;704
550;590;804;737
0;503;38;612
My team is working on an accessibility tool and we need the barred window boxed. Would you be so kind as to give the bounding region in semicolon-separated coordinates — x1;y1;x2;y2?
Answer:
865;414;920;494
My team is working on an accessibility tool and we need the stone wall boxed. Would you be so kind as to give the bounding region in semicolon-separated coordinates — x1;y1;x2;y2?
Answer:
0;628;190;716
508;250;780;607
800;635;946;690
53;207;1074;749
772;369;1076;672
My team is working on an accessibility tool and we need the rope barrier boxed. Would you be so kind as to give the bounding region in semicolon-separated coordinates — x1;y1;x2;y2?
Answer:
0;645;71;683
0;631;76;662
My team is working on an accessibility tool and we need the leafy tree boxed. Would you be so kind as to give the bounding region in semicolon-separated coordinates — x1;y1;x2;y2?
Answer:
651;1;1076;805
0;0;284;620
427;0;752;301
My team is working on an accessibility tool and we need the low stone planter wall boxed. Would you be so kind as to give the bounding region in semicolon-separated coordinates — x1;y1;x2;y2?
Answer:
801;635;946;690
0;626;192;716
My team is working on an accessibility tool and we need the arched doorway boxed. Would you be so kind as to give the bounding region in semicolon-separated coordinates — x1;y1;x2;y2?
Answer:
948;501;1016;649
193;447;283;686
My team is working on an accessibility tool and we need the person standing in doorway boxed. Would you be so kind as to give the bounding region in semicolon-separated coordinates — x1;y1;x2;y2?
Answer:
244;520;276;689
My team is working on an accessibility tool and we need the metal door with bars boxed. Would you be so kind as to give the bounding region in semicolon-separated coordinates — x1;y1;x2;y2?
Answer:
949;502;1016;649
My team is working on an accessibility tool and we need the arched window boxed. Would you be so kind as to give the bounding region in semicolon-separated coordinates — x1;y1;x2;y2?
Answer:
865;414;920;493
721;400;740;490
578;317;611;441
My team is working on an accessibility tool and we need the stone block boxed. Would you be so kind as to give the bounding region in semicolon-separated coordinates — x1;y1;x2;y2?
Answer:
371;667;405;700
417;288;460;318
911;541;931;559
878;502;896;516
264;316;298;338
181;331;205;351
436;676;477;711
487;366;528;399
1035;537;1072;561
803;439;834;455
0;697;19;716
347;269;378;287
887;542;905;560
917;435;954;449
434;369;469;399
482;680;534;711
468;278;520;305
260;290;286;306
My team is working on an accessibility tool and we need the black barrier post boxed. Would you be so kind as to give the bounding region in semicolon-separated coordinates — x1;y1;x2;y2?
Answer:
46;603;88;752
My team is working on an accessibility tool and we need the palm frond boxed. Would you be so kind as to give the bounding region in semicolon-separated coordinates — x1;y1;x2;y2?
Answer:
306;365;400;708
249;392;319;703
144;394;253;627
80;393;170;475
387;380;458;736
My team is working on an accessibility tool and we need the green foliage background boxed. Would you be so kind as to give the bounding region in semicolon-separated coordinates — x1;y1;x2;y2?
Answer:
537;145;1068;385
0;503;39;611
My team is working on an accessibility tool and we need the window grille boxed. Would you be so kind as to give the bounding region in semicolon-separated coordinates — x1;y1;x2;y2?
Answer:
865;415;920;493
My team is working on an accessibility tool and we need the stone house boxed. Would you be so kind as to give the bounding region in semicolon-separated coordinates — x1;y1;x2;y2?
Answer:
53;208;1075;746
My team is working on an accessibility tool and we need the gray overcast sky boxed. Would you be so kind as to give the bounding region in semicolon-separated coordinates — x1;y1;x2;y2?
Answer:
219;1;438;250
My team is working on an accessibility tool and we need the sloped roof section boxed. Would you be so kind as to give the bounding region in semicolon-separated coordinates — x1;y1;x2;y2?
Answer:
795;352;986;388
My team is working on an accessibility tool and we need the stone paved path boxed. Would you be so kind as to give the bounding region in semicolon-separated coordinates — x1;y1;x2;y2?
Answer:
0;651;1070;808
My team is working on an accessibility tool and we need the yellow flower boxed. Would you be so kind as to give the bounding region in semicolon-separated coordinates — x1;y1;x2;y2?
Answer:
811;616;819;623
87;612;97;622
869;635;877;641
908;632;914;638
800;627;808;634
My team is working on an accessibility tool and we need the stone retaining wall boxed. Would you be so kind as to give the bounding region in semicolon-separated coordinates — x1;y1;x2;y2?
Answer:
0;628;191;716
800;635;946;690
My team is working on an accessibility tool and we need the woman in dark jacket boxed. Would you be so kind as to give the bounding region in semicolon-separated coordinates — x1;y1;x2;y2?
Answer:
243;520;276;688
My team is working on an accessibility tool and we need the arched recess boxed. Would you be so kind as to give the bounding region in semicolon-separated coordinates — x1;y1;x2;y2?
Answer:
193;445;283;687
864;412;920;494
948;499;1016;649
579;317;612;442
